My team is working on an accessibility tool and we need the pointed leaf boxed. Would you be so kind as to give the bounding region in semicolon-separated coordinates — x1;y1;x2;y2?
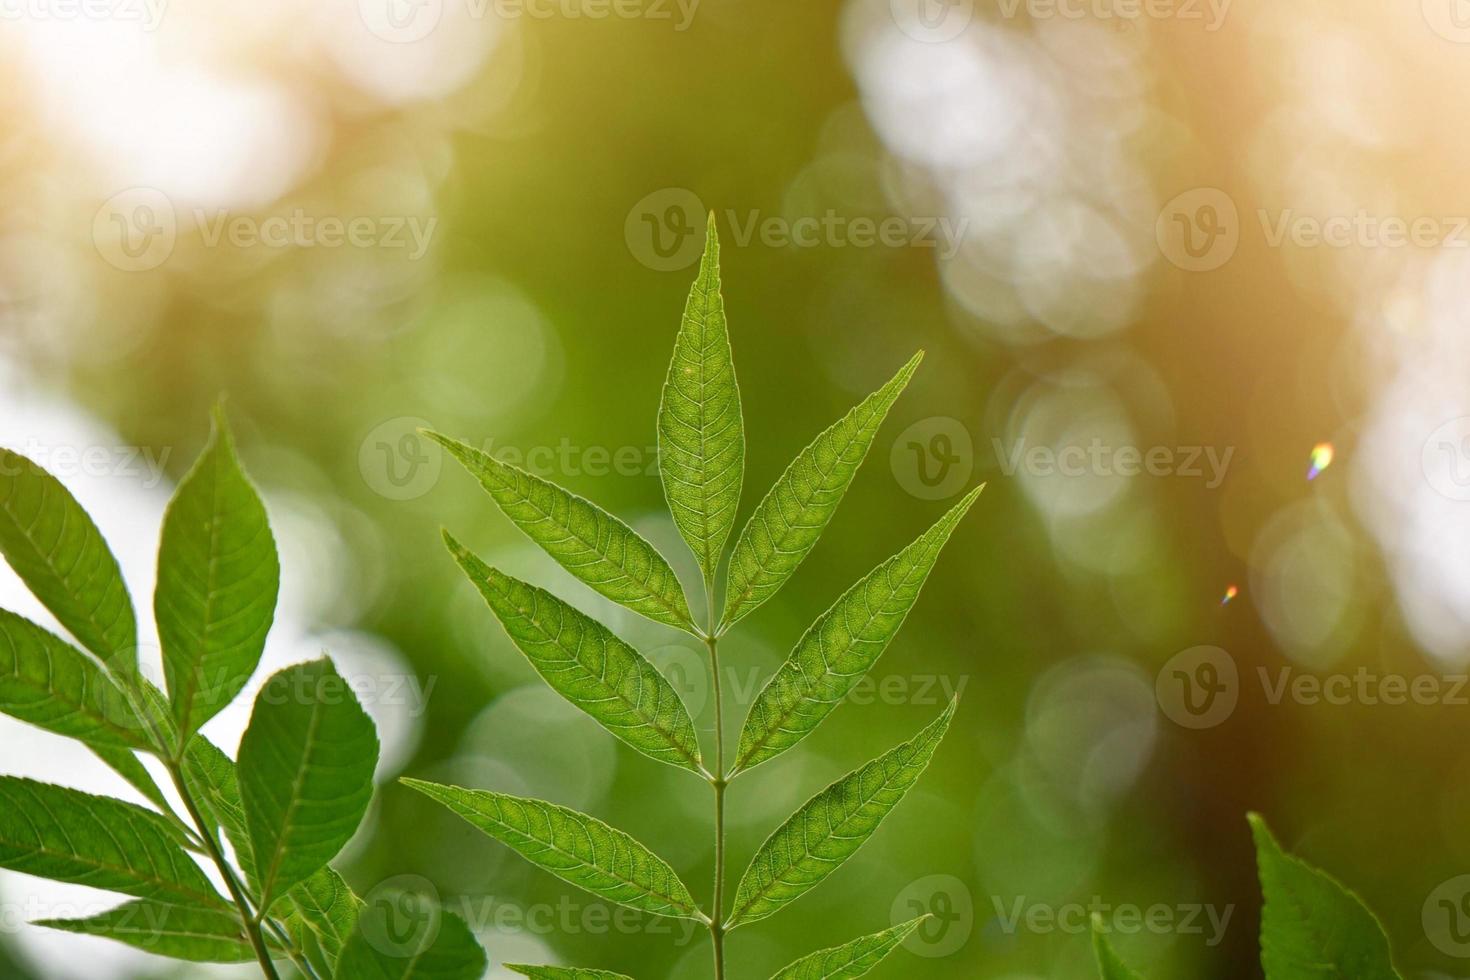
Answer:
771;917;928;980
508;967;635;980
336;906;487;980
733;487;980;775
0;449;136;667
428;433;696;633
157;406;280;737
445;533;703;774
658;214;744;582
1250;814;1401;980
35;900;256;963
0;777;224;906
722;353;922;629
0;609;149;748
402;779;704;920
285;866;361;975
728;701;956;929
1093;914;1146;980
237;658;379;911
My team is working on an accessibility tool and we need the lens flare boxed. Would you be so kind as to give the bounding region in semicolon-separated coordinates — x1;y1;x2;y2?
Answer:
1221;584;1239;606
1307;442;1335;481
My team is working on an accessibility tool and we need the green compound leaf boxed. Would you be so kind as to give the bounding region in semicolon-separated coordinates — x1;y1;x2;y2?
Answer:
445;532;703;775
0;449;136;669
285;866;362;976
508;966;636;980
728;700;956;929
0;777;224;906
733;487;981;775
335;906;487;980
1092;914;1146;980
35;900;256;963
657;214;745;584
402;779;704;921
1250;814;1402;980
156;406;280;738
771;917;928;980
721;352;922;630
428;432;696;634
0;609;148;748
238;657;379;912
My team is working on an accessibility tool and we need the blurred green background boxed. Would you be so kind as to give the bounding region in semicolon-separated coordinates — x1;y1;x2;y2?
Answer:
5;0;1470;977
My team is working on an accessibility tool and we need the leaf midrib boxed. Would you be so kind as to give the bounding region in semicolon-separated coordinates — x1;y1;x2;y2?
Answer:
459;795;696;915
735;541;937;771
511;585;702;771
732;745;925;921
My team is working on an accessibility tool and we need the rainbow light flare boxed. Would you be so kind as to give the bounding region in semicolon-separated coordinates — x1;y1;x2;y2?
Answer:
1221;584;1239;606
1307;442;1335;481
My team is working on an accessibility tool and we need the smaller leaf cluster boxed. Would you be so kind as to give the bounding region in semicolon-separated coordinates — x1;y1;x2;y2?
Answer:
1093;813;1404;980
0;409;485;979
412;216;981;979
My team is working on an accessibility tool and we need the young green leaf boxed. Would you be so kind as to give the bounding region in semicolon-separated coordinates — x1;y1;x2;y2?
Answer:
1250;813;1402;980
507;967;635;979
284;866;362;975
0;609;148;748
237;658;379;911
721;352;923;630
336;906;487;980
445;532;704;774
0;449;136;668
771;916;928;980
733;487;981;775
1092;914;1146;980
180;734;254;878
0;777;224;906
727;700;956;929
156;406;280;738
657;214;744;584
35;900;257;963
402;779;705;920
427;432;696;633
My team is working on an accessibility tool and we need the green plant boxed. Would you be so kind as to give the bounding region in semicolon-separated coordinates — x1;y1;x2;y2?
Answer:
1093;814;1403;979
0;409;486;979
409;215;981;979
